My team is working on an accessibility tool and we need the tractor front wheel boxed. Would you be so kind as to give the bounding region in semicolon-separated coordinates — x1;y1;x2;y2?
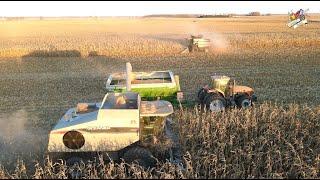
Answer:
235;94;252;109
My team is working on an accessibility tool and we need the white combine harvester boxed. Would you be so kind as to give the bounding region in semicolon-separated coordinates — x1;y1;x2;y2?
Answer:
47;63;182;168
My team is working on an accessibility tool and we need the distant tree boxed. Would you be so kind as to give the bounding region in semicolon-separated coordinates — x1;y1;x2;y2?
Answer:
248;11;261;16
198;14;233;18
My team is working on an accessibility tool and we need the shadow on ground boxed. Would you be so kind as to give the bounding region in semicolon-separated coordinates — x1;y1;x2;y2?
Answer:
22;50;82;58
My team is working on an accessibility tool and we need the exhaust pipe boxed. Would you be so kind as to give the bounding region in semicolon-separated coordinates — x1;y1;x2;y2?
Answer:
126;62;132;91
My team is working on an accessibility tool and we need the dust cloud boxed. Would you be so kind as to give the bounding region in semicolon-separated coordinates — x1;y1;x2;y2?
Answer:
182;22;231;53
0;109;47;167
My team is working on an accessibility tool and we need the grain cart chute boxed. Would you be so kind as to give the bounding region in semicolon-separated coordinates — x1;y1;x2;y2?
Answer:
197;75;257;112
48;63;183;169
181;35;211;53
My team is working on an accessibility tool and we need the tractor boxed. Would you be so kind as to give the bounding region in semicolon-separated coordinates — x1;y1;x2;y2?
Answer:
47;63;182;169
197;75;257;112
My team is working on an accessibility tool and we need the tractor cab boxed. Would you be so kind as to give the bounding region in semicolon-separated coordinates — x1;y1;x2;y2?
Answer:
211;75;232;97
210;75;255;98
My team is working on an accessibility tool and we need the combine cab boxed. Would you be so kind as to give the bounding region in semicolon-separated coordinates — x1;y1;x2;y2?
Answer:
197;75;257;112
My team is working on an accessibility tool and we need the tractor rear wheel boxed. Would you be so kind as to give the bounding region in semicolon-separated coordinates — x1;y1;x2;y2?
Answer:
204;93;226;112
123;146;157;168
235;94;252;109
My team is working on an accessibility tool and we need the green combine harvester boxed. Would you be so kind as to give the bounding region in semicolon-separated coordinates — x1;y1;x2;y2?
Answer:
105;63;183;104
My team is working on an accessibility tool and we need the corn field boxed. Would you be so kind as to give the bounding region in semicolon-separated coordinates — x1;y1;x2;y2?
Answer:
0;104;320;178
0;16;320;178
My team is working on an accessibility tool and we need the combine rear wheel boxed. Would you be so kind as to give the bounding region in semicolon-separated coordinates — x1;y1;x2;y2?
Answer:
204;93;226;112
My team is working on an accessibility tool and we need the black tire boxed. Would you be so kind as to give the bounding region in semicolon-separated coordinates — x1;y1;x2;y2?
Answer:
197;87;207;103
122;147;156;168
204;93;226;112
235;94;252;108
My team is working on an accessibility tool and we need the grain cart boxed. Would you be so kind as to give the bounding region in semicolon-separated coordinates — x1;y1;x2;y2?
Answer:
105;64;183;104
197;75;257;112
48;63;182;168
183;35;211;53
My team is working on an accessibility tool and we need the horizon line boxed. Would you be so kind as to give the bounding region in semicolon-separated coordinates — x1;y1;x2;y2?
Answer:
0;13;297;18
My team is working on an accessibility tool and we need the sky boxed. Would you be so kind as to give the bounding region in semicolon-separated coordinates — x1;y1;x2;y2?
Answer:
0;1;318;17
